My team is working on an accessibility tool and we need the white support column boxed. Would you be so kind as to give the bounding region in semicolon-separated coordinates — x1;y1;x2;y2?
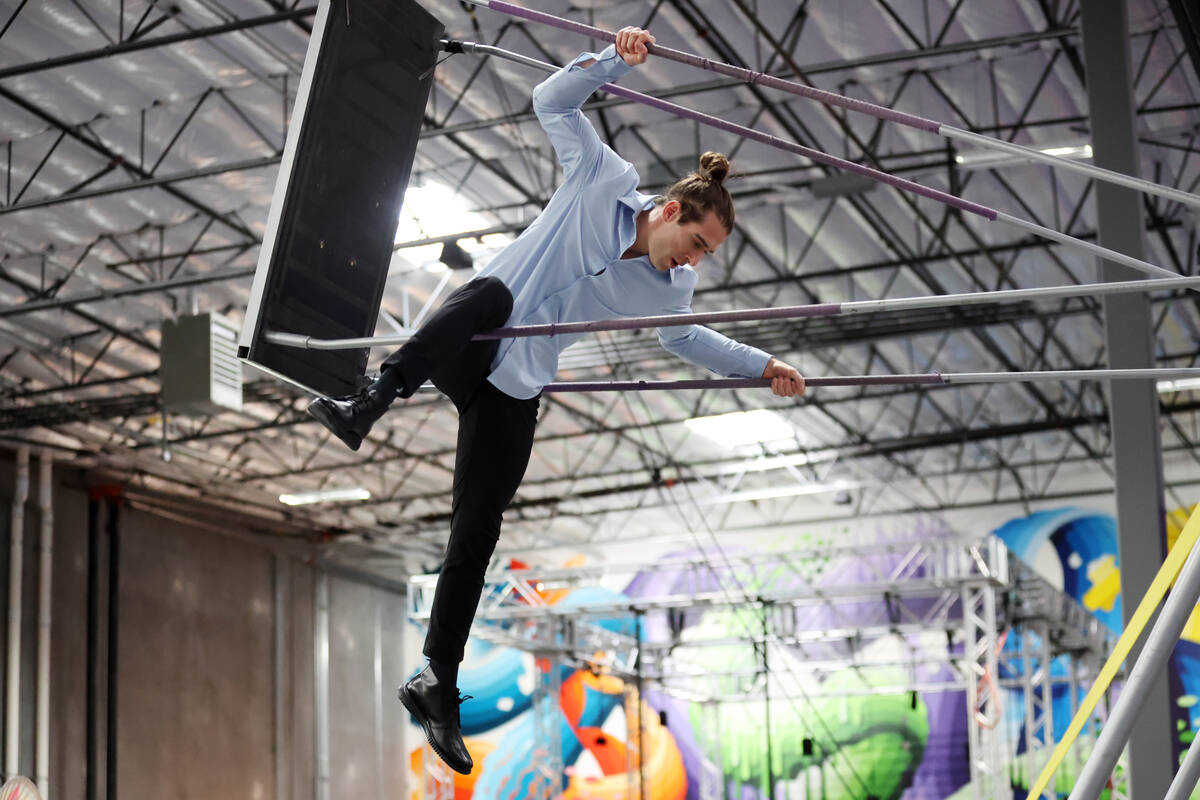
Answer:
6;446;28;782
314;573;330;800
35;450;51;800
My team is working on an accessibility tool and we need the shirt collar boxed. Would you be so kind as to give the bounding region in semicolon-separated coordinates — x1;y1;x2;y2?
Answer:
620;190;657;213
615;191;656;264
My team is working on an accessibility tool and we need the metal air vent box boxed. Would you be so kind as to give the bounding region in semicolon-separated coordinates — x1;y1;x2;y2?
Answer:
161;312;244;415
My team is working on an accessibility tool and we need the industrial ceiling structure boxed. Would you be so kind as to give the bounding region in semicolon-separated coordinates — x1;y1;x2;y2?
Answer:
2;0;1199;576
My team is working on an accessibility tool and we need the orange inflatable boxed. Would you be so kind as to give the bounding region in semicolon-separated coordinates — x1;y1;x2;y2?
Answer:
409;738;496;800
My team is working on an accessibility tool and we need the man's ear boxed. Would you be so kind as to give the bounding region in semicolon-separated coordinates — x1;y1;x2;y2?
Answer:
661;199;681;222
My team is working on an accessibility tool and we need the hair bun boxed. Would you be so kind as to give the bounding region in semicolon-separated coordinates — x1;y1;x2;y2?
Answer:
697;151;730;185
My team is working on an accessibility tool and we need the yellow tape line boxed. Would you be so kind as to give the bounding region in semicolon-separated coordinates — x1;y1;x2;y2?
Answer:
1025;500;1200;800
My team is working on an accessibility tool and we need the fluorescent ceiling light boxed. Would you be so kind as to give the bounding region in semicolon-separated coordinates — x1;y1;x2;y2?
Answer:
701;480;861;505
955;142;1093;169
684;409;799;449
279;487;371;506
1158;377;1200;393
702;449;840;476
1040;144;1093;159
393;181;513;272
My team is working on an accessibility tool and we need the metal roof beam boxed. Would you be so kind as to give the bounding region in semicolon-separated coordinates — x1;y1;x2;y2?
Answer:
0;6;316;82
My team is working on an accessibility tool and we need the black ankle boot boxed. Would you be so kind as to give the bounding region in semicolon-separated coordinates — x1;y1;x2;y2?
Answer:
305;385;391;451
398;664;473;775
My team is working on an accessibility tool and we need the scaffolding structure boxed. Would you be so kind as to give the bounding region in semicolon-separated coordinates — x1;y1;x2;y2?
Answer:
408;536;1115;799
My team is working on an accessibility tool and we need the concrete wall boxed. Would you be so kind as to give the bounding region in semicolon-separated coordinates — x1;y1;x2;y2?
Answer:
0;450;411;800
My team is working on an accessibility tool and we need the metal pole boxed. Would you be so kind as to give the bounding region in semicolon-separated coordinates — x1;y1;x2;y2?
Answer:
6;446;28;781
104;501;119;800
263;275;1200;350
314;573;330;800
1068;533;1200;800
994;212;1178;280
273;554;287;800
35;451;52;800
373;600;384;800
537;368;1200;393
940;126;1200;207
1163;731;1200;800
1081;1;1175;795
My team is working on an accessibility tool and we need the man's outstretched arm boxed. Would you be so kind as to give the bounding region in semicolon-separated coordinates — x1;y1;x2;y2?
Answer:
531;27;654;184
658;322;805;399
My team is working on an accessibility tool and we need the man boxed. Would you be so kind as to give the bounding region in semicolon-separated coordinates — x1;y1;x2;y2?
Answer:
307;26;805;773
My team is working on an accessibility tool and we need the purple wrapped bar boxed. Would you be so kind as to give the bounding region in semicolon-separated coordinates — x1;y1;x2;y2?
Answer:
486;0;944;133
473;302;844;340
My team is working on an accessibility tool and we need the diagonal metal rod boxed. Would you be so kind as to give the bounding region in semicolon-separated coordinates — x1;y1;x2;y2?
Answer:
446;39;993;218
262;275;1200;351
462;0;1200;210
534;368;1200;393
443;39;1182;282
1164;726;1200;800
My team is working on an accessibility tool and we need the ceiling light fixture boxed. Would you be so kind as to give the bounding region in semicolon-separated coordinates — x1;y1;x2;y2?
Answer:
684;409;799;449
954;142;1093;170
702;480;862;505
279;487;371;506
1157;377;1200;393
393;181;513;272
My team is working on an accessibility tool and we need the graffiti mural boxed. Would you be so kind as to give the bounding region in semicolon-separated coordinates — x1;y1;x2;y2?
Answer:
406;506;1199;799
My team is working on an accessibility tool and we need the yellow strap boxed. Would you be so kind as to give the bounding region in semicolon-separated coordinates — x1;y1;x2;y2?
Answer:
1025;500;1200;800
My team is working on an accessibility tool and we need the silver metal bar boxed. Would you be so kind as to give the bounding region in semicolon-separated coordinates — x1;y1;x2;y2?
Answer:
995;212;1180;280
942;126;1200;209
844;276;1200;314
944;368;1200;384
262;276;1200;351
1068;531;1200;800
1163;723;1200;800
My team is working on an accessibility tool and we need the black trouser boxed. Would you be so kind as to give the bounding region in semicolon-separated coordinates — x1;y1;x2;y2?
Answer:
382;277;540;664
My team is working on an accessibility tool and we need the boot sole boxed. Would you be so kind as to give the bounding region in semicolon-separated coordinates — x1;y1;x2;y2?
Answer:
398;684;473;775
305;400;363;451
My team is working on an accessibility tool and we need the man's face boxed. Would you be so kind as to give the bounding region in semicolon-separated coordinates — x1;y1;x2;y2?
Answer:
648;203;728;272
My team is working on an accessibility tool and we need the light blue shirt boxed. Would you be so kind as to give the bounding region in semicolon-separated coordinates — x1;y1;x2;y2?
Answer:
481;45;772;400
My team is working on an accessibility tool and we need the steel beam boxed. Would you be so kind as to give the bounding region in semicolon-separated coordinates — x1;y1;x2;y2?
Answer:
1080;2;1175;795
0;7;316;81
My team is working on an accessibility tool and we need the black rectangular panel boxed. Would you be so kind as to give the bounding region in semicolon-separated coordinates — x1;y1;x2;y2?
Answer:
240;0;443;397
